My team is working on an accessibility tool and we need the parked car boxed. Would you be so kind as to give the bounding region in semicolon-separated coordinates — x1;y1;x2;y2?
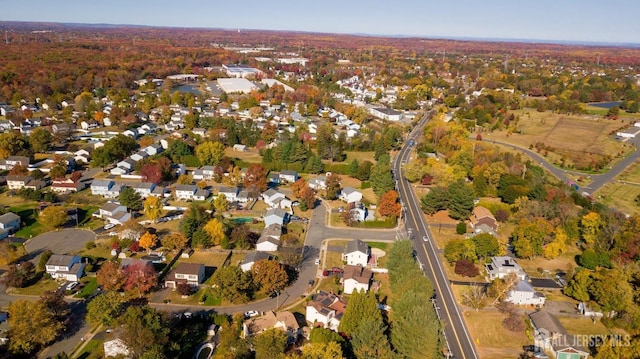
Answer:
104;223;116;230
66;282;79;291
244;310;259;318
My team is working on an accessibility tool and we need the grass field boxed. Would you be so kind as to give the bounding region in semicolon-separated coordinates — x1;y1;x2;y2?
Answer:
462;309;531;359
224;147;262;163
616;160;640;183
483;110;633;171
9;277;60;296
595;182;640;216
179;251;235;268
516;245;581;275
75;339;103;359
557;316;614;336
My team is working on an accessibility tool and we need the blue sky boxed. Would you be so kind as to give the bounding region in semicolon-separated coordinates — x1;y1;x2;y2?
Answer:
1;0;639;44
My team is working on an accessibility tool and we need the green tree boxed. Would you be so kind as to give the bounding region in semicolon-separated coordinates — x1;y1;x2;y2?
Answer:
590;268;633;313
348;159;359;177
471;233;500;259
213;194;230;213
86;291;124;326
39;206;68;229
8;299;62;355
420;187;448;214
511;217;553;259
309;327;345;345
120;306;169;358
215;318;252;359
370;164;395;199
49;165;67;179
196;141;226;166
351;316;394;359
446;179;475;220
302;342;344;359
211;265;253;303
253;328;287;359
444;238;476;263
578;249;611;269
563;270;593;303
30;127;53;153
355;161;373;181
120;186;143;211
179;204;210;240
325;175;341;200
338;290;382;337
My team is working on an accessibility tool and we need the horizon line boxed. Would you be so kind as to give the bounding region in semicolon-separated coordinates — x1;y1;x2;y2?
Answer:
2;20;639;49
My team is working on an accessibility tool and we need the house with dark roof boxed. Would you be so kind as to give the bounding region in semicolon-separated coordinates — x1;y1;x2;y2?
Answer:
256;223;282;252
343;265;373;294
305;291;348;331
342;239;370;267
6;175;33;190
164;262;206;288
529;310;589;359
470;206;498;233
45;254;85;282
51;177;85;193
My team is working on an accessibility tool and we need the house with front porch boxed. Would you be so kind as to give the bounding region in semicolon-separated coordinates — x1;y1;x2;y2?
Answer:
529;310;589;359
164;262;206;288
46;254;85;282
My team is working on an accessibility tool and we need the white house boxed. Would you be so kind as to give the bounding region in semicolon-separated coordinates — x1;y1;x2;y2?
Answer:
242;311;300;343
343;265;373;294
46;254;85;282
217;186;239;202
91;180;123;198
143;144;163;156
6;175;33;190
96;203;131;225
51;178;85;193
233;144;247;152
240;252;272;272
256;224;282;252
506;280;546;306
175;185;197;201
342;239;370;267
340;187;363;204
279;170;298;183
0;212;21;240
130;182;156;198
305;291;348;331
130;151;149;162
529;310;590;359
264;208;288;228
308;175;327;190
262;189;289;208
164;262;206;288
485;256;528;281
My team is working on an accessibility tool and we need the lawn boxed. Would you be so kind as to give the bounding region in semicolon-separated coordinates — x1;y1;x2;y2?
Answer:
482;110;633;171
374;273;391;304
75;339;103;359
316;276;343;295
516;245;581;275
9;277;60;296
179;251;233;268
595;182;640;216
616;160;640;183
76;277;99;299
557;316;616;336
11;203;44;239
224;147;263;163
462;309;531;359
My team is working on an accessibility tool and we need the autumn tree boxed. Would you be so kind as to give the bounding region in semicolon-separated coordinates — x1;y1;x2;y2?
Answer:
462;284;487;311
121;306;169;358
140;163;163;185
251;260;289;294
195;141;226;166
123;262;158;297
253;328;288;359
378;190;401;217
49;165;67;179
8;299;63;355
511;217;553;259
299;186;316;211
213;195;229;213
86;291;124;326
97;260;126;291
291;178;307;197
29;127;53;153
176;173;193;185
580;211;602;247
203;218;226;246
325;175;341;200
162;232;189;250
139;231;159;251
302;342;344;359
9;163;29;176
229;223;254;249
210;265;253;303
3;261;36;288
244;163;268;193
488;273;519;305
143;195;163;223
38;206;68;229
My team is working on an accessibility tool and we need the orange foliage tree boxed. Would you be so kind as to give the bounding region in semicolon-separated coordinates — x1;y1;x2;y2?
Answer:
378;190;401;218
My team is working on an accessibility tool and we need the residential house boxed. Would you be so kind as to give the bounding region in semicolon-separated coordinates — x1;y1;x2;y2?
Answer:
262;188;285;206
130;150;149;162
103;338;131;358
164;262;206;288
240;252;272;272
175;185;201;201
237;189;254;204
24;179;45;190
279;170;298;183
264;208;288;228
217;186;239;202
130;182;156;198
51;177;85;193
45;254;85;282
350;207;368;222
243;311;300;343
80;119;99;130
529;310;589;359
268;172;280;184
52;123;75;136
123;129;138;138
192;128;207;137
256;224;282;252
577;302;603;318
308;175;327;190
369;107;402;121
0;212;21;240
96;203;131;225
343;265;373;294
305;291;348;331
91;180;122;198
143;144;163;156
233;144;247;152
74;149;92;164
485;256;528;281
1;156;29;170
192;166;219;181
506;280;546;306
470;206;499;233
340;187;363;204
6;175;33;190
342;239;370;267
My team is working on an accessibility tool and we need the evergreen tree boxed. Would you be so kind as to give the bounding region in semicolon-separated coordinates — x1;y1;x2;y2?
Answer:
370;164;395;199
446;179;475;220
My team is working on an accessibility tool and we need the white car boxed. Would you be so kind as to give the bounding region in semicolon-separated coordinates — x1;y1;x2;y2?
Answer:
66;282;79;291
244;310;259;318
423;235;429;242
104;223;116;230
314;258;320;265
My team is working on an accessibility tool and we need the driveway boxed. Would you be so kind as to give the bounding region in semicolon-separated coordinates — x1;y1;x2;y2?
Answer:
25;228;96;260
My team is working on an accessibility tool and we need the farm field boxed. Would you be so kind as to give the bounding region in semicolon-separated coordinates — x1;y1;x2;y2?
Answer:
482;110;634;171
595;182;640;216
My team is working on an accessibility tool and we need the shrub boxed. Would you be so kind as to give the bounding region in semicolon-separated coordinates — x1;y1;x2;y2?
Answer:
456;221;467;234
495;209;510;222
176;282;195;296
454;259;479;277
85;241;96;250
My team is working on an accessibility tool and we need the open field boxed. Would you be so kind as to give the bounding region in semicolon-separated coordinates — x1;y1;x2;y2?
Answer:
482;110;634;171
595;182;640;216
224;147;262;163
616;160;640;183
461;309;531;359
557;316;617;336
516;246;580;275
179;251;239;268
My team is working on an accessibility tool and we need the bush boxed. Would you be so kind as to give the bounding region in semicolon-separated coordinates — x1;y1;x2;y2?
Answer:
360;181;371;190
85;241;96;250
176;282;195;296
503;314;525;332
456;221;467;234
454;259;479;277
495;209;510;222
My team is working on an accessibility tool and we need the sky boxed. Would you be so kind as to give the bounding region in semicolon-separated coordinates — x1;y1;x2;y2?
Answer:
1;0;639;44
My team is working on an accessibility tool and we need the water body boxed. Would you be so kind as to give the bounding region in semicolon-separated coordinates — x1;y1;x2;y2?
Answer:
588;101;622;109
173;84;202;96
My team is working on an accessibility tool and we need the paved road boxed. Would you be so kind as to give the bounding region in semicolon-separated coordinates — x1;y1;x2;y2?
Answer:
486;139;640;194
395;111;478;359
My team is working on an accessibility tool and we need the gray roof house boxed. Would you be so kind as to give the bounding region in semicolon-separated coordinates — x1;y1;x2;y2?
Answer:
256;223;282;252
264;208;288;228
165;262;206;288
46;254;85;282
240;252;272;272
342;239;370;267
529;310;589;359
485;256;528;281
0;212;21;240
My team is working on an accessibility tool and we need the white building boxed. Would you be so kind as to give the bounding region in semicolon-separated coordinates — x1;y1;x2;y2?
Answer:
342;239;370;267
506;280;546;306
485;256;528;281
45;254;85;282
305;291;348;332
343;265;373;294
